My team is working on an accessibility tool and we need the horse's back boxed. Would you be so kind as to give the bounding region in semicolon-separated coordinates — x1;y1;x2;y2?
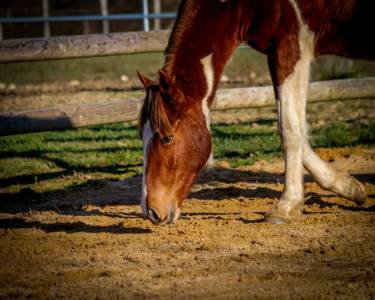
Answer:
341;0;375;59
313;0;375;59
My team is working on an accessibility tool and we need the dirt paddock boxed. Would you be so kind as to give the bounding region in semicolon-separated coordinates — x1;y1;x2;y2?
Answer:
0;148;374;299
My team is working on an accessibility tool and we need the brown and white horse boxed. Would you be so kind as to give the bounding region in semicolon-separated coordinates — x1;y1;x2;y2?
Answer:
138;0;374;225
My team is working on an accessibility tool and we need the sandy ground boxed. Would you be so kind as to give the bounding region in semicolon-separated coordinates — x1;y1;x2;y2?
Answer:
0;147;374;299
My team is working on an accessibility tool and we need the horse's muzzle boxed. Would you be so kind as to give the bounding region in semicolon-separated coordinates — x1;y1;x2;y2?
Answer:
147;206;180;225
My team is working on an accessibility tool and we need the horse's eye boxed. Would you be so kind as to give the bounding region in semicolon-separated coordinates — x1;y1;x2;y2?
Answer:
161;135;174;145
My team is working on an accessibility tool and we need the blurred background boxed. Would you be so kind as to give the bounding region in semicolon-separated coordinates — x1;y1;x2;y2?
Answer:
0;0;179;39
1;0;374;87
0;0;374;193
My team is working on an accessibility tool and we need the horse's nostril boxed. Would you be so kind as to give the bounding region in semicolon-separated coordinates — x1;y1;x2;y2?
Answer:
148;208;161;224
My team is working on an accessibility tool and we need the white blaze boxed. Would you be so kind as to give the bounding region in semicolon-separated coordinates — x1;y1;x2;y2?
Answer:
141;120;154;217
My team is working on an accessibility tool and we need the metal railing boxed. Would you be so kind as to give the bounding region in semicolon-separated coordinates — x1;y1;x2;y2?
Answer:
0;0;177;40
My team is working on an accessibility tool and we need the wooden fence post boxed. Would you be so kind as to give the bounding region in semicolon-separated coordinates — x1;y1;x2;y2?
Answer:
100;0;109;34
42;0;50;38
153;0;161;30
142;0;150;32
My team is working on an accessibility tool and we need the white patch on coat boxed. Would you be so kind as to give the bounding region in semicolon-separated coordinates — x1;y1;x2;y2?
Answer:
288;0;304;26
141;120;154;217
200;54;214;129
200;54;215;166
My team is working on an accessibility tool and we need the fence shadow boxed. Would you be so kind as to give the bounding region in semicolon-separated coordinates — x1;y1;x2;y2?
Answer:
0;115;74;137
0;162;142;188
0;115;142;189
0;175;143;214
0;217;152;234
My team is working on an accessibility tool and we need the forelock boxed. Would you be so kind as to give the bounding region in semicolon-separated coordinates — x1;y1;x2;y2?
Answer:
139;87;173;138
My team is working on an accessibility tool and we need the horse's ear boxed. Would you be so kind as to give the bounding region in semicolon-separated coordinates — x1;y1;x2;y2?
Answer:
158;69;175;95
137;70;153;88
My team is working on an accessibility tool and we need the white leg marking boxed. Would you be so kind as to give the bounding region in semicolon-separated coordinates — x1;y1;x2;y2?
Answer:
272;1;315;219
201;54;215;166
141;120;154;217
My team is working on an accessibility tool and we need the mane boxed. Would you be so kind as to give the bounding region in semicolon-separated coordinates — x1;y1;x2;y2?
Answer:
139;86;173;138
164;0;200;68
139;0;200;137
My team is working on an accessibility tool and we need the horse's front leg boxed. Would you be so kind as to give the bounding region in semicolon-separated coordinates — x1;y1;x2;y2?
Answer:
265;28;314;224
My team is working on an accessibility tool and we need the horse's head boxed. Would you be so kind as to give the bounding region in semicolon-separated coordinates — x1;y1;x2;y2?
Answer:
138;70;212;225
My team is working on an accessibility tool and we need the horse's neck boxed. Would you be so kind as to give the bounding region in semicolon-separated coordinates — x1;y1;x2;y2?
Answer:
163;3;243;105
165;32;237;104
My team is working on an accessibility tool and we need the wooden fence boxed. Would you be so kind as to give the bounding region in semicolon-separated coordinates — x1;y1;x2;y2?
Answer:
0;31;374;136
0;0;169;40
1;77;375;136
0;30;170;63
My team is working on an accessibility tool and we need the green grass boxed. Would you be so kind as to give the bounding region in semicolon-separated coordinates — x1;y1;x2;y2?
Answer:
1;119;374;195
212;123;280;167
0;52;165;85
312;122;375;148
0;123;143;193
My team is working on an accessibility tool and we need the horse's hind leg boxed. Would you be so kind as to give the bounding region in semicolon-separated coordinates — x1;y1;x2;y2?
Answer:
303;144;367;205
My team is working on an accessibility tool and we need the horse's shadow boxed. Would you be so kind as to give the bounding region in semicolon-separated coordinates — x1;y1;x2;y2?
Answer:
304;191;375;213
190;186;281;201
193;167;375;215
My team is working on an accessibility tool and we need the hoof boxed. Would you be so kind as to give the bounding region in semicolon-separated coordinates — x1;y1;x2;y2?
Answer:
350;178;367;205
336;176;368;206
264;199;303;224
264;214;291;225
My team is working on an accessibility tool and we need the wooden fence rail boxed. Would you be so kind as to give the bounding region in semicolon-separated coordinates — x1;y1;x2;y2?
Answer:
0;30;170;63
1;77;374;136
213;77;375;110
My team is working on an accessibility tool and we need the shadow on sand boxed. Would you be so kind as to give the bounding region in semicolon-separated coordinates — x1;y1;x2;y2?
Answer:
0;217;151;234
1;167;374;227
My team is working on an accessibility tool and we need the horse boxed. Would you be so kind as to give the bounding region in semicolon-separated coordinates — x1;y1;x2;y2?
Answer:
138;0;374;225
